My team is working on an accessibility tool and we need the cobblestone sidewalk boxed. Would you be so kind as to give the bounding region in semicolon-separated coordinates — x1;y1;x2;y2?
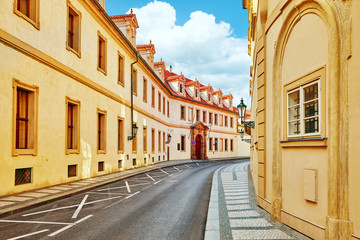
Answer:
205;161;312;240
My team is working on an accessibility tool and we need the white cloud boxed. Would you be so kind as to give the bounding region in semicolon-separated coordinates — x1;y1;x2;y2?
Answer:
129;0;251;106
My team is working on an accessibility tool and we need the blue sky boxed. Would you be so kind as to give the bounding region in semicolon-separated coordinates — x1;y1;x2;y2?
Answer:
106;0;251;106
106;0;249;38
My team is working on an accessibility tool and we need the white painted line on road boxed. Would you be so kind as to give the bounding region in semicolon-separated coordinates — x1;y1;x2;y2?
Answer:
173;166;180;171
7;229;49;240
125;181;131;193
97;182;150;192
23;195;124;217
169;173;174;177
160;169;169;175
185;164;191;168
72;194;88;219
86;192;130;196
196;163;200;166
48;215;93;237
146;174;155;181
0;220;70;225
125;191;140;199
153;180;162;185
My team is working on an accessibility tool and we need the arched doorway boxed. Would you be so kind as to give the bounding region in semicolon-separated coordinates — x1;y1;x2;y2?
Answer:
195;134;202;159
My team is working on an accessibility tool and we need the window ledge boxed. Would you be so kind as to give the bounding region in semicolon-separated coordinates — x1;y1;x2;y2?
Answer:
280;138;327;148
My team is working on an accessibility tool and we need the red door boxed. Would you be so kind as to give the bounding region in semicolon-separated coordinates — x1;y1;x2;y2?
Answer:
195;135;202;159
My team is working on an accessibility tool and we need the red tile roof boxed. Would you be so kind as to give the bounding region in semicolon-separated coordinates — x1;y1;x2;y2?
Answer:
164;70;237;113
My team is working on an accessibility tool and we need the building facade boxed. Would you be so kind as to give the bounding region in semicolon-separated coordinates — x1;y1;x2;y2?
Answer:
0;0;247;197
243;0;359;239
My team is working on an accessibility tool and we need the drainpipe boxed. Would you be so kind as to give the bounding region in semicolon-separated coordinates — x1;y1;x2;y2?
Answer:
128;52;139;140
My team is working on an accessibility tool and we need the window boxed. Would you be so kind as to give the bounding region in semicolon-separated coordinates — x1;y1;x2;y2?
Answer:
230;139;233;152
209;138;213;151
214;114;218;125
151;128;155;153
158;131;161;152
15;168;32;185
219;98;222;105
225;139;228;151
118;53;124;86
118;160;123;169
196;109;200;122
180;105;186;120
132;68;137;95
151;85;155;108
68;165;77;177
167;101;170;118
230;117;233;128
208;94;211;102
209;112;212;124
220;114;223;126
158;92;161;112
143;126;147;153
143;78;147;102
132;123;137;153
224;116;228;127
195;89;198;98
97;32;107;74
66;97;80;154
220;138;223;152
202;111;206;123
163;132;165;152
179;84;183;93
97;109;106;153
13;79;38;156
180;135;186;151
14;0;39;28
188;107;193;122
214;138;218;151
287;80;320;137
98;161;104;172
117;117;124;153
67;4;81;56
163;97;166;115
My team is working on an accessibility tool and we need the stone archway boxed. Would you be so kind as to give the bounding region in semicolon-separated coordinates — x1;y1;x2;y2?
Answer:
190;122;208;160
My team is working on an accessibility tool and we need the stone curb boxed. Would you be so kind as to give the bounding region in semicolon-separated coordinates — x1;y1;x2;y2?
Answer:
0;157;248;217
204;166;223;240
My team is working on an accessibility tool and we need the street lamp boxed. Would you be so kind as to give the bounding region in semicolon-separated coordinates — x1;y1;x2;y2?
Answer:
237;98;255;129
240;128;244;139
128;123;138;141
165;134;172;144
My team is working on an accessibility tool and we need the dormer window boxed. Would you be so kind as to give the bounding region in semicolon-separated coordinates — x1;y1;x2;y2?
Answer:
180;84;183;93
219;98;221;104
195;89;198;98
208;94;211;102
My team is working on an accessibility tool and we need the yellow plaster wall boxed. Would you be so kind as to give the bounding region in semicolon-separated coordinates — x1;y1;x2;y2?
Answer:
348;1;360;236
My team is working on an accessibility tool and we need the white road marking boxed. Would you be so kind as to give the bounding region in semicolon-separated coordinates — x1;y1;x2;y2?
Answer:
0;220;70;225
160;169;169;175
97;182;149;192
7;229;49;240
125;181;131;193
86;192;130;196
72;194;88;219
23;195;124;217
196;163;200;166
125;191;140;199
185;164;191;168
146;174;155;181
153;180;162;185
173;166;180;171
48;215;93;237
169;173;174;177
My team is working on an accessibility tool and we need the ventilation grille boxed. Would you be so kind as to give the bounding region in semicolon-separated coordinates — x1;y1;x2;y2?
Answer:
68;165;77;177
15;168;31;185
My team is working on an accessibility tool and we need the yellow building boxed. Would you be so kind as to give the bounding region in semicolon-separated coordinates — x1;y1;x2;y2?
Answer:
0;0;247;197
243;0;359;239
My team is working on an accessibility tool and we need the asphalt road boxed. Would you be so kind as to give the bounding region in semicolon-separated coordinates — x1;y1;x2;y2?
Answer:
0;161;241;240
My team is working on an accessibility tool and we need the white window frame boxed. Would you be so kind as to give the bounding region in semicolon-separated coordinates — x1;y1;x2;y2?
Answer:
287;79;321;138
